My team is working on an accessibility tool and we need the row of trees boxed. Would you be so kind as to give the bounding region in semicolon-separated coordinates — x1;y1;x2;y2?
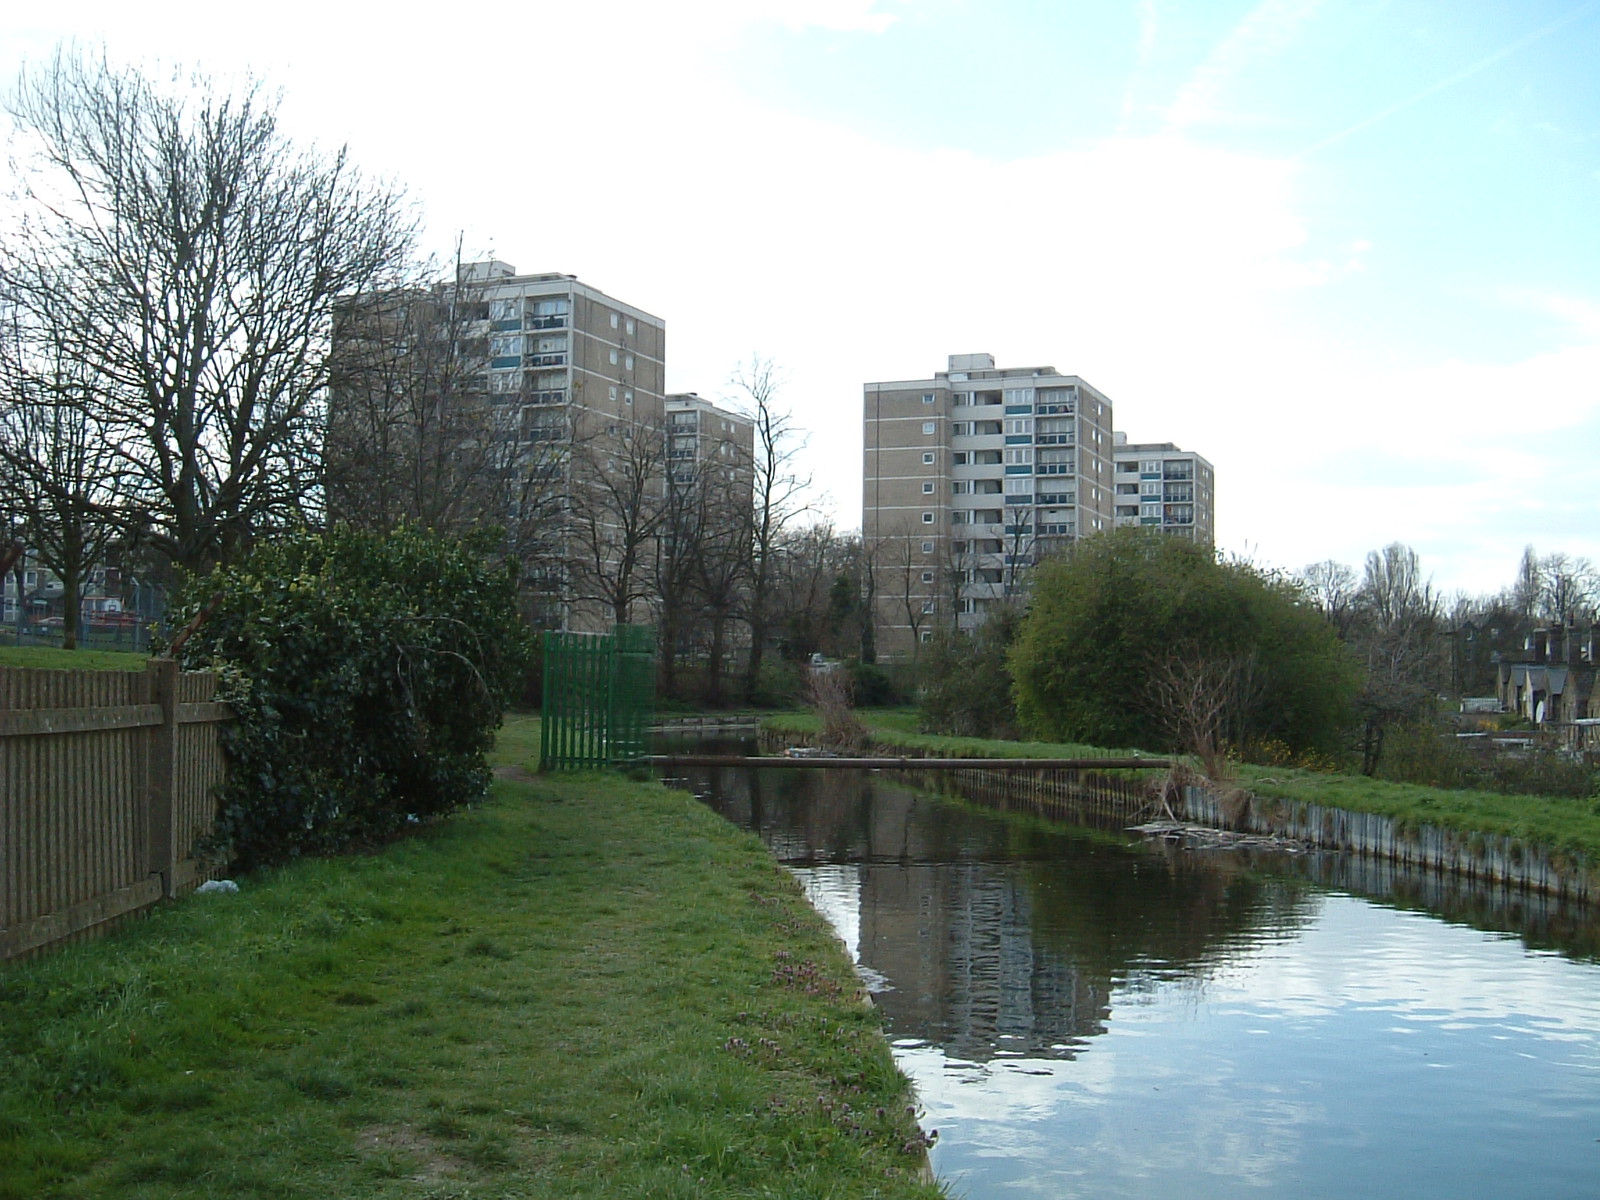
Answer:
1298;543;1597;775
916;532;1597;783
0;50;843;698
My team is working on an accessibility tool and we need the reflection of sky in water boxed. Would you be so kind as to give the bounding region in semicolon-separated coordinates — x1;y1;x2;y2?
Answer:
794;868;1600;1200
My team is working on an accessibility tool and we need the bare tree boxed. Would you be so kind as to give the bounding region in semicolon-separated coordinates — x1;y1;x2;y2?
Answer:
1533;551;1597;623
1000;500;1037;598
1352;542;1442;775
1298;559;1360;639
565;418;668;627
1141;643;1264;782
0;308;123;648
1512;545;1542;619
881;520;938;653
1;50;416;575
326;252;496;532
651;449;751;703
730;357;810;700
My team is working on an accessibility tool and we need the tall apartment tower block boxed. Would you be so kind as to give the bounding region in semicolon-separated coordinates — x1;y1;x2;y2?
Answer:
464;261;666;441
864;354;1116;657
1111;435;1215;544
665;393;755;490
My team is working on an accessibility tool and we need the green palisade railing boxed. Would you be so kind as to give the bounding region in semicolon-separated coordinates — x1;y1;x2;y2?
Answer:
540;624;655;770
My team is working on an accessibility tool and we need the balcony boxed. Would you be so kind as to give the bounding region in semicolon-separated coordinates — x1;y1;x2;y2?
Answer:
527;315;567;330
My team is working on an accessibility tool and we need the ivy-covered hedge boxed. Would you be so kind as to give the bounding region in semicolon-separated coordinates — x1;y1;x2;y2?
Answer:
173;526;534;869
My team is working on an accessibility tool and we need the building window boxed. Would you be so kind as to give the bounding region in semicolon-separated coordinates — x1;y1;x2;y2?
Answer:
953;452;969;465
920;630;934;643
922;392;936;404
624;390;634;405
922;541;935;553
610;312;619;329
922;452;935;464
922;512;935;524
609;349;618;365
921;601;936;614
922;482;935;494
625;354;634;370
922;422;936;435
625;317;635;335
953;481;970;494
921;571;934;583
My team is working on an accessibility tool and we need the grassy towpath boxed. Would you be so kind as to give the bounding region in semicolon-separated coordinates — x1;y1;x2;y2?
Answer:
0;715;942;1199
768;709;1600;866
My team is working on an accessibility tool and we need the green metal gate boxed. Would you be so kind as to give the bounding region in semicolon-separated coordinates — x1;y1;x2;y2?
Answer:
540;624;655;770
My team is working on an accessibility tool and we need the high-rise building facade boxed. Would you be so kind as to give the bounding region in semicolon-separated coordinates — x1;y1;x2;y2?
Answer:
665;393;755;491
864;353;1116;658
329;264;667;630
1110;435;1215;545
464;262;666;446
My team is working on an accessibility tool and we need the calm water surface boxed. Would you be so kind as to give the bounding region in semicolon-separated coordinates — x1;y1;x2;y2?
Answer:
671;750;1600;1199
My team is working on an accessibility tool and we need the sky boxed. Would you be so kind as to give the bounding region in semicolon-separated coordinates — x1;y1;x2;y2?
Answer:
4;0;1599;598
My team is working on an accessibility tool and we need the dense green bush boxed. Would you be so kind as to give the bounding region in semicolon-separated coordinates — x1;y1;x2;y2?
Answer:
173;526;533;868
845;659;899;707
918;603;1024;739
1009;528;1359;758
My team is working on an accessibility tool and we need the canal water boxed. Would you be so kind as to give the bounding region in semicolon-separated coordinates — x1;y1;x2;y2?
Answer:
665;745;1600;1199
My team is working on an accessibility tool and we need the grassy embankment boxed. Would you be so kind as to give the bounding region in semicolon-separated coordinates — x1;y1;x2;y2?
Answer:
0;645;148;671
767;709;1600;865
0;713;942;1200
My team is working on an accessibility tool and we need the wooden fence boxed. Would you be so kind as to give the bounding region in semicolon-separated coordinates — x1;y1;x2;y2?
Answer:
0;662;229;961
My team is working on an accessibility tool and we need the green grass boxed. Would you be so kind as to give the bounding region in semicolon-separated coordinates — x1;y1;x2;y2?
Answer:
0;715;942;1199
774;709;1600;866
0;645;148;671
768;708;1153;762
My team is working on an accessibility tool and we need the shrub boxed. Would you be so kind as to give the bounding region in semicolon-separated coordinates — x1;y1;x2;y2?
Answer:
1009;529;1359;758
845;659;898;707
172;526;533;868
918;603;1023;739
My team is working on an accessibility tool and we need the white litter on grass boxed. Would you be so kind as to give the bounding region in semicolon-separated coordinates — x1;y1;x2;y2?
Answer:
195;879;239;894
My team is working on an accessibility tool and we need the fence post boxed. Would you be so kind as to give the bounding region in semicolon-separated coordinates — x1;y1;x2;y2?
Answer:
146;657;181;897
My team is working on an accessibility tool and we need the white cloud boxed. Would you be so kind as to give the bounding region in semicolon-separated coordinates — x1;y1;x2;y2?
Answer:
4;1;1596;596
1164;0;1327;134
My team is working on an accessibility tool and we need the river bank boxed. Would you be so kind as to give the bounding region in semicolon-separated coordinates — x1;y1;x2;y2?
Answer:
762;710;1600;899
0;715;941;1200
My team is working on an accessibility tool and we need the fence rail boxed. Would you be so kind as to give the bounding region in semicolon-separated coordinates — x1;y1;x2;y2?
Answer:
1;661;228;961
